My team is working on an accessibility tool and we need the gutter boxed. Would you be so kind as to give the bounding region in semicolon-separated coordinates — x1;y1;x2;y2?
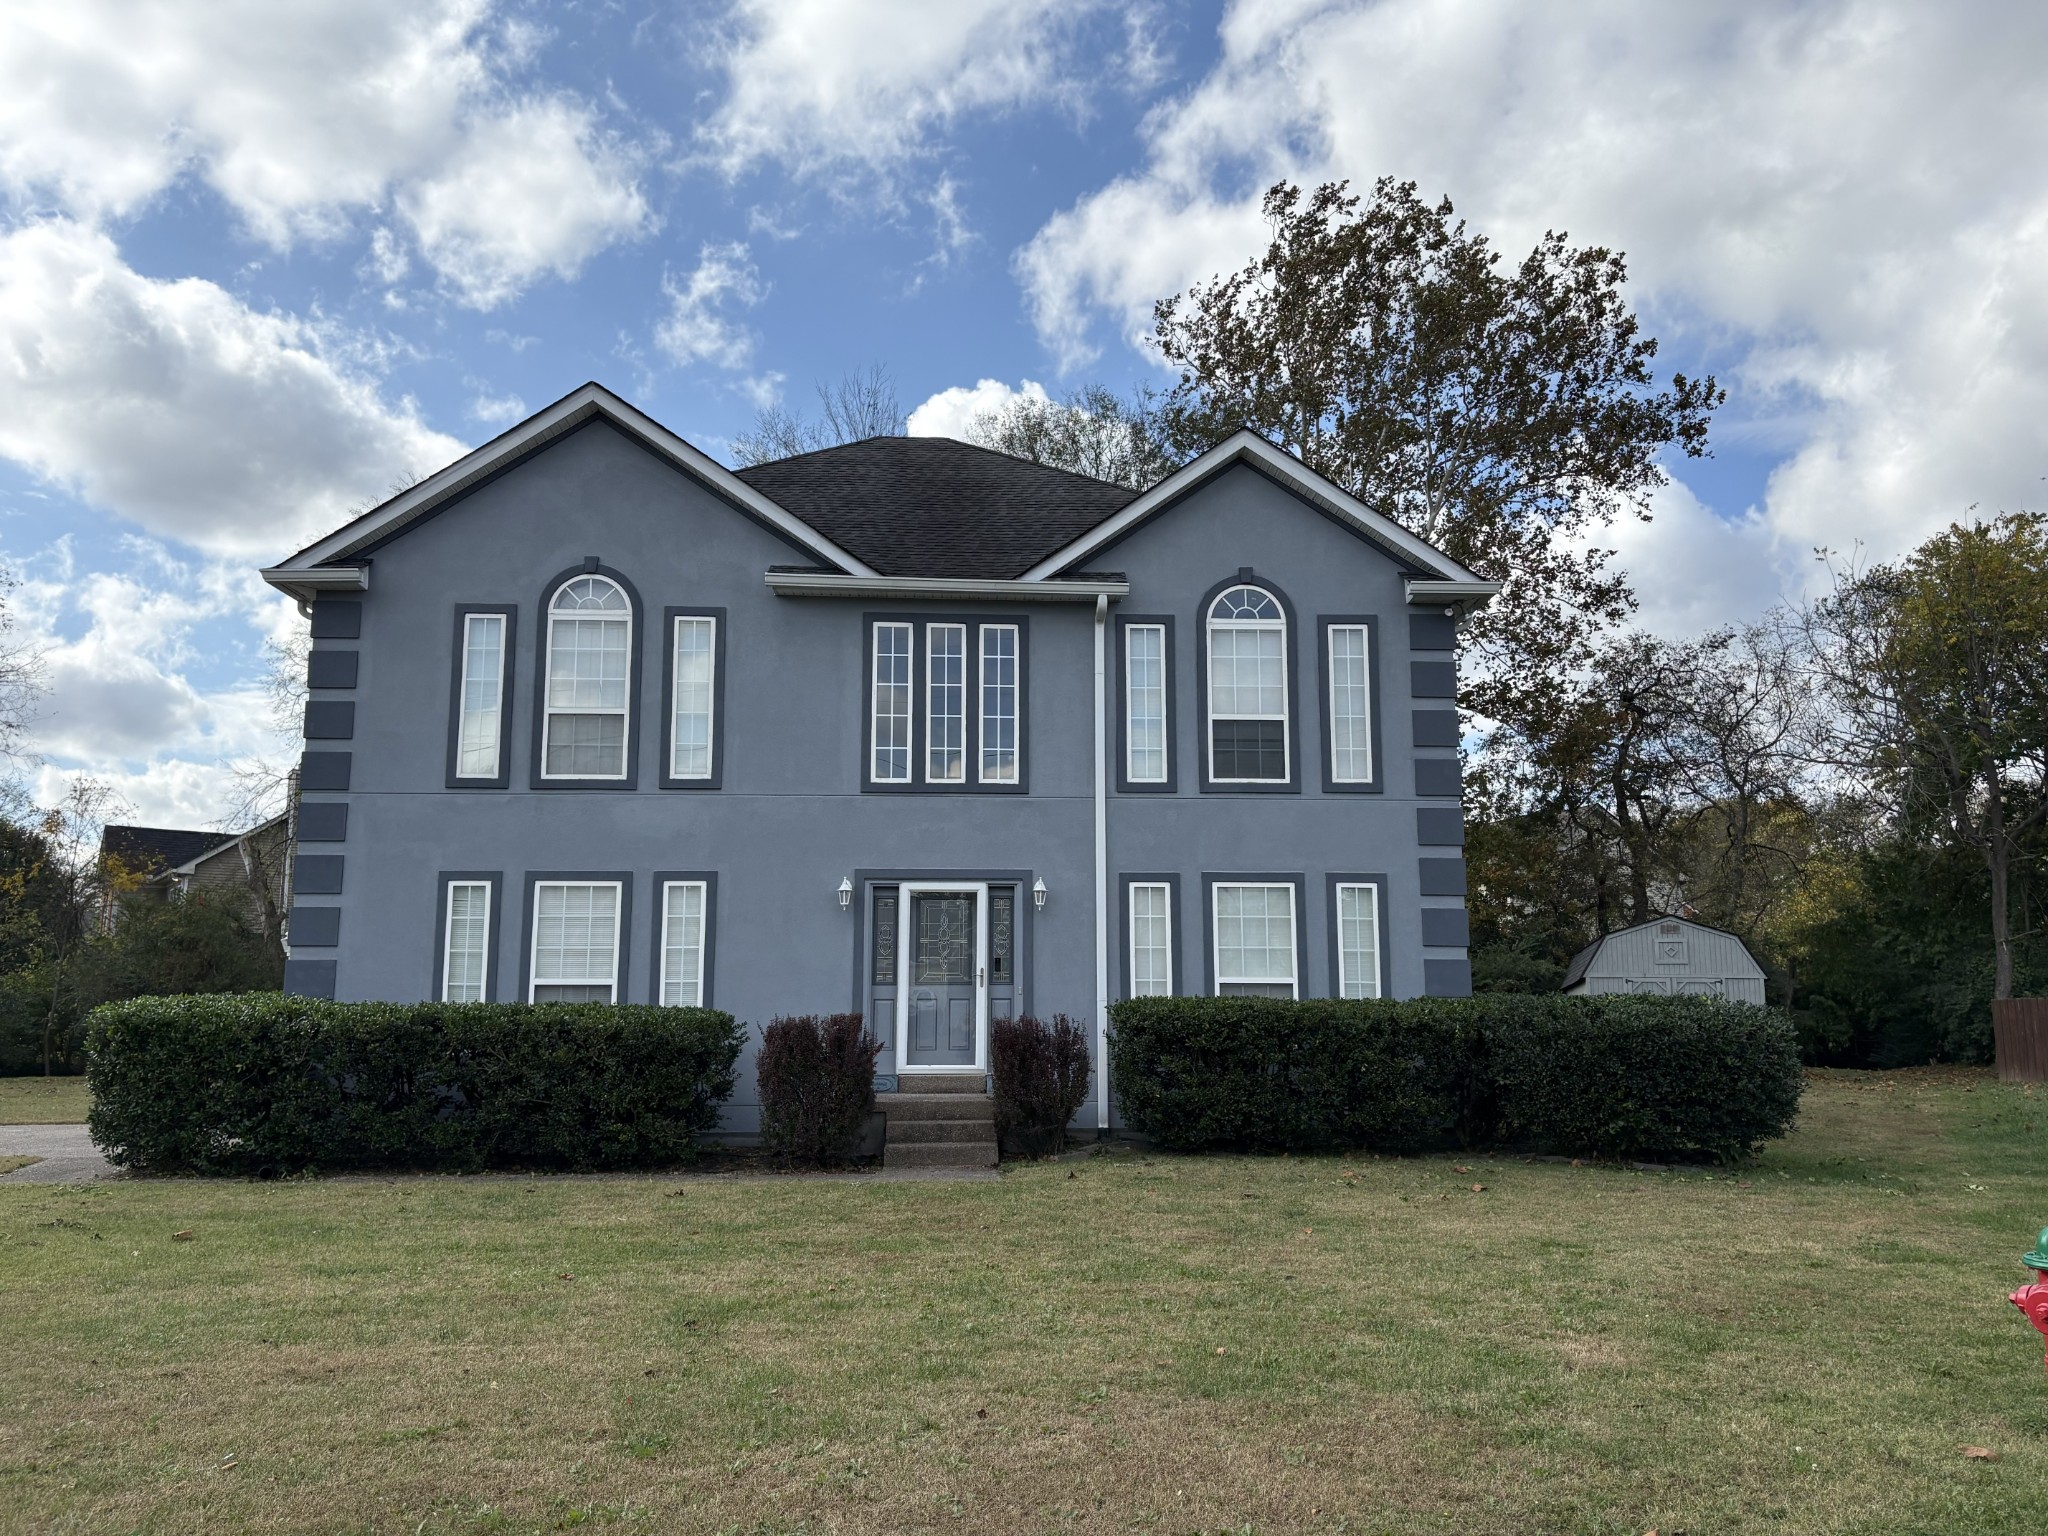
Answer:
1093;592;1111;1135
766;571;1129;603
1404;578;1503;610
260;564;370;617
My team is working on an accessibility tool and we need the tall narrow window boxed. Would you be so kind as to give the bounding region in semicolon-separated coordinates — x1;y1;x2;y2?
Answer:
670;616;716;780
1207;586;1288;782
442;881;491;1002
660;880;707;1006
1126;623;1167;784
871;622;913;783
927;623;966;783
543;577;630;779
530;881;620;1002
455;613;505;779
1328;624;1373;783
1213;883;1297;997
1130;882;1172;997
979;624;1018;784
1336;883;1382;999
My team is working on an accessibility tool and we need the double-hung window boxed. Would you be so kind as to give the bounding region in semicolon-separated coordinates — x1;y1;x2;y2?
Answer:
1129;882;1173;996
660;880;709;1006
530;881;621;1002
871;622;914;783
1125;623;1167;784
868;618;1027;789
1335;882;1382;999
1212;882;1298;998
453;613;507;780
927;623;967;782
542;577;631;779
1207;586;1288;782
669;614;717;781
1327;624;1373;784
441;881;492;1001
979;624;1019;785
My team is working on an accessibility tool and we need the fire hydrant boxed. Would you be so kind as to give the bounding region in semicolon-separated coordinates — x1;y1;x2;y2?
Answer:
2014;1227;2048;1377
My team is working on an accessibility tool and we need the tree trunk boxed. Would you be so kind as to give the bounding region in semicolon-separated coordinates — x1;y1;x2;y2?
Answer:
1983;770;2015;1001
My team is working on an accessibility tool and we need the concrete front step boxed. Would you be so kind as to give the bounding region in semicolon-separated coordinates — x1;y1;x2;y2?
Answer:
885;1140;998;1170
894;1074;988;1095
876;1091;996;1123
887;1117;997;1144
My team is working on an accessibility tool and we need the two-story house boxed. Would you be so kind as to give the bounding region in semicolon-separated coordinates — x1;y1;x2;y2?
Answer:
259;383;1498;1137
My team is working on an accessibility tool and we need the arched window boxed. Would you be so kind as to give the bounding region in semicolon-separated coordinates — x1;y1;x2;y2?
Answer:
542;575;631;779
1206;584;1288;782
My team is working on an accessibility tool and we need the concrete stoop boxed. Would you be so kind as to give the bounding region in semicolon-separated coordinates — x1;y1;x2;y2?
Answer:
877;1074;997;1170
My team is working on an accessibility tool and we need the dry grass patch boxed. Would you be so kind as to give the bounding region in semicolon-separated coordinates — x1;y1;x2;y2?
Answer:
2;1068;2045;1534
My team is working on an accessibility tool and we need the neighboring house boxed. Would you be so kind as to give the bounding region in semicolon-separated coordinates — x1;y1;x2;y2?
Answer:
1561;916;1767;1004
100;814;292;937
259;382;1499;1136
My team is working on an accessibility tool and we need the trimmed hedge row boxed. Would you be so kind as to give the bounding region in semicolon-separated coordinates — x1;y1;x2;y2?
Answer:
87;995;745;1174
1108;993;1802;1162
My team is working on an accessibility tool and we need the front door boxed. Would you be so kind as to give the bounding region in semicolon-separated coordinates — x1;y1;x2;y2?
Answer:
898;884;987;1072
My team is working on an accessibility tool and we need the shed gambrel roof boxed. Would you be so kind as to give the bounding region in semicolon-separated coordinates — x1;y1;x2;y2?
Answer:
1561;916;1766;990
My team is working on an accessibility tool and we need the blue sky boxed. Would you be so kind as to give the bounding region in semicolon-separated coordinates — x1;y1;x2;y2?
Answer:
1;1;2042;825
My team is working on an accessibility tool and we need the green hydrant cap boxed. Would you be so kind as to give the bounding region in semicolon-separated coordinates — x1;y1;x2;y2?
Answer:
2026;1227;2048;1272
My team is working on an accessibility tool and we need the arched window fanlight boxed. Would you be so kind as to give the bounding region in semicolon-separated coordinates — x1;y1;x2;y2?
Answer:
542;575;631;778
1206;583;1287;782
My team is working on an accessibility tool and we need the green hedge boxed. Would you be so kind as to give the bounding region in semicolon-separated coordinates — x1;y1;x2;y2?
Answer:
1109;993;1802;1162
87;995;745;1174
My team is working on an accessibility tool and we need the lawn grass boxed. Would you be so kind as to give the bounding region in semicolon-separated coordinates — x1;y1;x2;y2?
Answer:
0;1074;91;1123
3;1068;2045;1535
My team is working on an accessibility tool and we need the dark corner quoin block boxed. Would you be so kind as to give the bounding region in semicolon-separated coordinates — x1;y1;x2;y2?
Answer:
288;905;342;947
1414;757;1462;798
299;751;352;791
294;855;345;895
307;650;359;689
283;959;338;999
1409;660;1457;699
296;802;348;842
1411;709;1460;748
1418;857;1467;897
309;600;361;639
1423;957;1473;997
1420;907;1470;948
1416;807;1464;846
302;701;356;740
1408;612;1457;651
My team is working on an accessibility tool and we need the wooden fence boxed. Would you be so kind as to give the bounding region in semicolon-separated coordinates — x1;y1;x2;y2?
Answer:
1992;999;2048;1083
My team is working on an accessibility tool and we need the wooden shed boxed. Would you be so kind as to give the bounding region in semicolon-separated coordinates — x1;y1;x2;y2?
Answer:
1561;916;1767;1005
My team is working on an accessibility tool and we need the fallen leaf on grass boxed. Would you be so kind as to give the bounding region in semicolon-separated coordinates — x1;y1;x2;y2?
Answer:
1961;1445;1997;1461
976;1408;987;1420
1454;1165;1470;1174
1215;1347;1227;1356
1470;1184;1487;1193
558;1272;575;1281
172;1230;193;1242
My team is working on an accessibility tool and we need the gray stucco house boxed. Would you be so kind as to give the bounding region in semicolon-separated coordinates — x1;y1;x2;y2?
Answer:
260;382;1498;1136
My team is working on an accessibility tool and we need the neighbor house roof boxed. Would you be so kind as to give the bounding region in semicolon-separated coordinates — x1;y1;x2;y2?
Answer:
733;436;1139;579
100;824;234;875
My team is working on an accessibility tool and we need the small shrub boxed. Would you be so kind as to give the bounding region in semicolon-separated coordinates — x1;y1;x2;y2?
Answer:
756;1013;881;1166
87;995;744;1174
990;1014;1091;1157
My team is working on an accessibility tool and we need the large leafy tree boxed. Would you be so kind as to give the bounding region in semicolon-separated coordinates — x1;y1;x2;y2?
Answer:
965;384;1177;490
1152;178;1722;710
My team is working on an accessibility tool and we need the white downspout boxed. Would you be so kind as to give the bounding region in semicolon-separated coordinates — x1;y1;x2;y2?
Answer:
1093;593;1111;1134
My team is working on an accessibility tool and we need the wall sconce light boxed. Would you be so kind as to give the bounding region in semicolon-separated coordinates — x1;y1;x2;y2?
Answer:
837;877;854;910
1032;876;1048;911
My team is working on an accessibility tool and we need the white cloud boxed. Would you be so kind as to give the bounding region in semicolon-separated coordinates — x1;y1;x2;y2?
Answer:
0;220;467;560
654;243;768;370
468;389;527;426
1017;0;2048;625
907;378;1051;439
0;0;650;307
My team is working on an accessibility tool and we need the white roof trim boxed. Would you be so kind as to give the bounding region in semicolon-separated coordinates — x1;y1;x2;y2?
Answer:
767;571;1129;603
261;383;880;590
1017;430;1484;584
1405;578;1503;610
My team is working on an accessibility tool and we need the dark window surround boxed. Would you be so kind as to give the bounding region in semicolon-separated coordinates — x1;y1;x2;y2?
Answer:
1196;570;1302;795
1324;872;1391;999
1200;871;1311;997
1117;872;1183;999
445;604;519;789
1113;614;1177;794
519;871;635;1003
1315;614;1385;795
648;871;719;1007
848;867;1035;1016
529;561;645;791
859;613;1031;795
432;871;505;1002
657;607;728;790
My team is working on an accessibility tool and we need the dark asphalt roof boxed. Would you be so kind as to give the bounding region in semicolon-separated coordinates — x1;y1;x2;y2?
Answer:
100;824;233;874
733;436;1139;578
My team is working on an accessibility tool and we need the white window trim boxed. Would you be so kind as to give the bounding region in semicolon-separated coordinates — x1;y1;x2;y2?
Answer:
669;614;717;781
527;879;623;1003
1128;880;1173;997
441;880;492;1002
1211;881;1299;998
454;612;506;781
1335;882;1384;999
977;622;1020;785
1326;623;1374;785
540;577;631;782
1125;622;1167;785
660;879;709;1007
1206;589;1289;785
925;621;967;784
870;621;913;785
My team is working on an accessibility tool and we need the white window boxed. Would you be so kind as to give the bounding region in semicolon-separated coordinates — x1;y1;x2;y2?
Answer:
1125;623;1167;783
660;880;708;1006
529;881;621;1002
979;624;1018;784
670;615;716;779
1207;586;1288;782
926;622;966;783
455;613;505;779
542;577;630;779
1213;882;1297;997
441;881;491;1002
1336;883;1382;999
1129;882;1173;997
871;622;913;783
1327;624;1373;783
